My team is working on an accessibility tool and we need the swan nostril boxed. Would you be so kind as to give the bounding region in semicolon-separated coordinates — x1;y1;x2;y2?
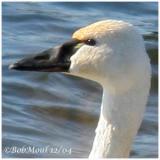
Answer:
34;53;50;60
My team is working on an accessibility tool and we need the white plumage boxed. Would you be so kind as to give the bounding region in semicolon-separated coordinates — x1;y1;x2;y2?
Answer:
70;20;151;158
10;19;151;158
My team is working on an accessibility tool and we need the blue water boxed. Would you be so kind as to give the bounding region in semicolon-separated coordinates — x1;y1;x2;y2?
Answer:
2;2;158;158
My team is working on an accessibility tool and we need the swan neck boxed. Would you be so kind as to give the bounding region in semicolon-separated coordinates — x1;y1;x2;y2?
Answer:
89;84;148;158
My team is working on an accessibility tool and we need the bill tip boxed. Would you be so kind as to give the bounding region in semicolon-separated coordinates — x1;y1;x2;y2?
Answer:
9;63;18;70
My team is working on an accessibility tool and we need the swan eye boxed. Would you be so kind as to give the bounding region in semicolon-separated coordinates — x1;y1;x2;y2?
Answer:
85;39;96;46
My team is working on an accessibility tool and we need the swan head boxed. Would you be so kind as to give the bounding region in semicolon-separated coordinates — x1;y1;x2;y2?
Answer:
9;20;151;158
9;20;150;92
70;20;149;91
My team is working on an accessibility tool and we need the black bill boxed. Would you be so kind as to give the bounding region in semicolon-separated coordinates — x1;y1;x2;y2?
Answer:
9;39;81;72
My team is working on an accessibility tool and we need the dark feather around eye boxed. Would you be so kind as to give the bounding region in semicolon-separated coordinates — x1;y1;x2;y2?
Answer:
85;39;96;46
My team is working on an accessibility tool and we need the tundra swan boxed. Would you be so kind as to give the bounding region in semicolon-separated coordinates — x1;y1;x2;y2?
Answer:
9;20;151;158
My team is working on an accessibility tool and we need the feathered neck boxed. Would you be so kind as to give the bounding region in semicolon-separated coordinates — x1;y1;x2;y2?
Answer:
89;80;150;158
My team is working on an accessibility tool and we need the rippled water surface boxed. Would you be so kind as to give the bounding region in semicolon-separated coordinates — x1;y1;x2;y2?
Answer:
2;2;158;158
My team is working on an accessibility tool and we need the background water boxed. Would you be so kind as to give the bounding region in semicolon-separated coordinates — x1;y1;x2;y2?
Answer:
2;2;158;158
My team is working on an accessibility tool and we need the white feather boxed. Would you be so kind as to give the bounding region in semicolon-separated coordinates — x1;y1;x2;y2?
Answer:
69;20;151;158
